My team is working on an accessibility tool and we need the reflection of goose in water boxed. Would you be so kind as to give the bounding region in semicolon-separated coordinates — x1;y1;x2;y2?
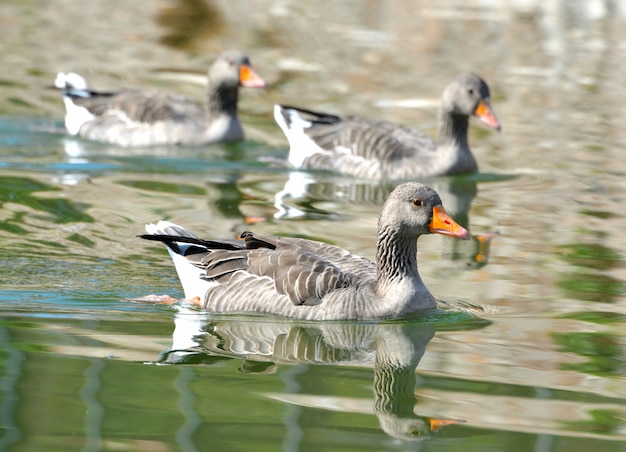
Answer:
158;308;464;440
274;171;496;268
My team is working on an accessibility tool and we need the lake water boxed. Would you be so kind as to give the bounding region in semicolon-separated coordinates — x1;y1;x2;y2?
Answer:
1;1;625;451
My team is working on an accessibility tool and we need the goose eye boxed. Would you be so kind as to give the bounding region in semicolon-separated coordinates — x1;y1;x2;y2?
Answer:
412;198;423;207
468;88;474;95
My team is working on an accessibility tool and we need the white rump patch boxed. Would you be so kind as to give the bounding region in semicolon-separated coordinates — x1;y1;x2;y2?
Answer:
56;72;97;135
273;104;326;168
145;221;215;301
62;98;95;135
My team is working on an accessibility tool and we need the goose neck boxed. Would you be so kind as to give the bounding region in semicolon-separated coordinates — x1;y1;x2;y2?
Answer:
437;107;469;149
206;82;238;118
375;225;419;290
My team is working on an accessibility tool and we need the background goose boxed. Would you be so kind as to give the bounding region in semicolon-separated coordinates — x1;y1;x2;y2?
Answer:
140;182;470;320
55;50;266;147
274;72;500;180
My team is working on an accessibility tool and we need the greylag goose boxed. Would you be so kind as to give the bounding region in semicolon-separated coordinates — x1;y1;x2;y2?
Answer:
274;72;500;180
140;182;470;320
54;50;265;147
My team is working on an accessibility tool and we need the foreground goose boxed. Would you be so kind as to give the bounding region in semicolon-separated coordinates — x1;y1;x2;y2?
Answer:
140;182;470;320
274;72;500;179
54;50;266;147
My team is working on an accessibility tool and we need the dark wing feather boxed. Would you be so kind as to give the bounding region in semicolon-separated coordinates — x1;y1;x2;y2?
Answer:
144;229;373;306
305;115;437;162
202;250;248;278
240;231;277;250
244;231;376;280
279;104;342;125
139;233;242;253
196;231;357;306
71;92;117;116
241;234;350;306
74;90;205;123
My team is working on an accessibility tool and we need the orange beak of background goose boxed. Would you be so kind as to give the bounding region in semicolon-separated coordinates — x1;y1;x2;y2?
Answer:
429;206;471;240
239;65;266;88
474;99;501;131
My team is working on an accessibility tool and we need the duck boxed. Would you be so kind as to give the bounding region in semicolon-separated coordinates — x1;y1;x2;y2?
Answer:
140;182;470;320
274;72;500;180
54;50;266;147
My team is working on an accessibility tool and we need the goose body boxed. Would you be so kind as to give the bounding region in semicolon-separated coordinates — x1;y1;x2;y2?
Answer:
55;50;265;147
274;72;500;180
141;183;470;320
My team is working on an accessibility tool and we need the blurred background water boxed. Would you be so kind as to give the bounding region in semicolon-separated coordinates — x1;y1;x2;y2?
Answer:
1;0;625;450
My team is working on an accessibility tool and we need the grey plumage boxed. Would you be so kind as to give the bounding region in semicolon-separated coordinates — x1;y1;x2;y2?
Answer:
274;72;500;180
141;182;470;320
55;50;265;147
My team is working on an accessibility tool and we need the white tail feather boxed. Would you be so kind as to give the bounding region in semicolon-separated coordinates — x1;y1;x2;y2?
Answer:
145;221;214;301
273;104;323;167
55;72;95;135
55;72;90;91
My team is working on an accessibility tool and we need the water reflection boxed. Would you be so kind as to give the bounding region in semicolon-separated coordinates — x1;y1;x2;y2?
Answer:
157;308;469;441
0;326;23;451
273;170;498;268
556;240;624;303
156;0;224;51
552;330;623;376
0;175;94;227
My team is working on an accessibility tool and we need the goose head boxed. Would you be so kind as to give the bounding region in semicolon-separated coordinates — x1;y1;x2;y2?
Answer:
208;50;266;90
378;183;470;241
442;72;500;131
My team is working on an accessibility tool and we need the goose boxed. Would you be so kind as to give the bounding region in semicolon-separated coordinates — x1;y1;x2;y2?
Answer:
54;50;266;147
140;182;470;320
274;72;500;180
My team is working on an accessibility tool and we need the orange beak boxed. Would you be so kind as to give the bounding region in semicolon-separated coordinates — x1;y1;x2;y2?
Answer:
474;232;496;263
428;417;465;432
473;99;501;131
239;64;266;88
429;206;470;240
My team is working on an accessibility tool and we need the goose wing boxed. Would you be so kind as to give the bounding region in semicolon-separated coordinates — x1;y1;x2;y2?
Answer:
279;105;437;162
202;231;375;306
143;229;375;307
73;90;205;124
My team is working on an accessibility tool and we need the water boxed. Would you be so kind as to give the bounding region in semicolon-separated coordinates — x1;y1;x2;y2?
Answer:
1;0;625;450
